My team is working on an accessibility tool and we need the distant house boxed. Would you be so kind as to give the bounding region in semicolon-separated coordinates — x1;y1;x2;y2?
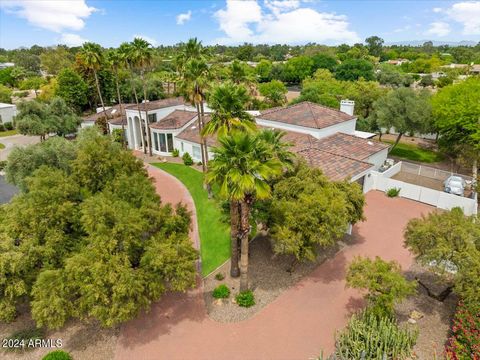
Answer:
470;64;480;75
386;59;410;66
0;62;14;70
0;103;17;124
113;97;389;189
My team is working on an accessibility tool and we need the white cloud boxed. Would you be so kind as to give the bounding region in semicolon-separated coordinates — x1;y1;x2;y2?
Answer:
447;1;480;35
432;7;443;13
58;33;88;46
394;25;412;33
426;21;451;36
176;10;192;25
0;0;96;32
213;0;359;45
132;34;158;46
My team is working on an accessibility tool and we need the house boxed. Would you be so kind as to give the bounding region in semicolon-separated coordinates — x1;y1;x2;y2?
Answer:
0;103;17;124
470;64;480;75
386;59;409;66
0;62;14;70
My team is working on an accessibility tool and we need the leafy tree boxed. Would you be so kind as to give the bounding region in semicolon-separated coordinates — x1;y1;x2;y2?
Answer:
56;68;89;112
419;74;434;87
5;137;76;191
281;56;314;84
0;84;12;103
432;77;480;180
0;128;197;328
258;80;287;107
346;256;417;317
372;87;432;152
0;67;15;87
255;59;273;82
13;52;40;73
365;36;385;58
39;47;74;75
404;208;480;307
376;64;413;87
311;53;337;73
335;59;375;81
19;76;46;97
269;164;364;269
296;69;344;108
207;131;284;289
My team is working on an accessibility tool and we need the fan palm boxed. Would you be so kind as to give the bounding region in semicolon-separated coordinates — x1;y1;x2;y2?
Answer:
129;38;154;156
202;82;257;138
206;131;283;289
174;38;209;72
256;129;295;169
77;42;107;123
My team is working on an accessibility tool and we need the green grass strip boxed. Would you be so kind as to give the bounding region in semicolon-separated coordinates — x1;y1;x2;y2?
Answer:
152;163;230;276
383;140;444;163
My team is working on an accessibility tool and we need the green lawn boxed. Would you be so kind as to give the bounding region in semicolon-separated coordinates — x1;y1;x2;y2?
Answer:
0;142;4;149
0;129;18;137
153;163;230;276
383;140;444;163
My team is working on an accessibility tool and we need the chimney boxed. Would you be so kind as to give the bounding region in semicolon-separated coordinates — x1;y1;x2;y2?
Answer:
340;100;355;116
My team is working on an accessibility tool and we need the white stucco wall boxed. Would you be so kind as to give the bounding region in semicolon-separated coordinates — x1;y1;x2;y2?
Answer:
0;104;16;124
366;148;389;169
256;118;356;139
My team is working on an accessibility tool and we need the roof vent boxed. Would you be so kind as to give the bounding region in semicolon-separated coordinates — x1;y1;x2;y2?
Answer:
367;141;373;146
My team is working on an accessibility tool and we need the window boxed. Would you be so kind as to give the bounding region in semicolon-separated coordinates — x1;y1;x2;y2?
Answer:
154;133;159;151
192;145;201;160
167;134;174;152
148;113;157;123
181;142;184;152
159;133;166;152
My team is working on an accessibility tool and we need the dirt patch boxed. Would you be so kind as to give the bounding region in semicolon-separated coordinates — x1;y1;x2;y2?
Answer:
396;262;457;359
0;305;119;360
204;233;349;322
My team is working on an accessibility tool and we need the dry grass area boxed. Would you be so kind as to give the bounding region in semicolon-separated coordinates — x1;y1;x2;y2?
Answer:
204;233;348;322
396;262;457;359
0;304;118;360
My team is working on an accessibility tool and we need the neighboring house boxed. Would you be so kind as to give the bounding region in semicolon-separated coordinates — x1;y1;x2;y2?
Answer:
81;103;134;129
0;103;17;124
470;64;480;75
386;59;410;66
0;62;14;70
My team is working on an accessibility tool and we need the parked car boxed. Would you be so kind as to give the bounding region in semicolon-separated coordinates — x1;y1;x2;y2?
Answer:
444;175;466;196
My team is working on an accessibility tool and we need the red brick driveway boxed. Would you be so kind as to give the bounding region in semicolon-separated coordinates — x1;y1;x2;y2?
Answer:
115;167;433;360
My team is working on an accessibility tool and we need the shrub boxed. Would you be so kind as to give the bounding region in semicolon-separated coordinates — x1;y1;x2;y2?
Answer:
4;122;13;130
334;310;418;360
172;149;179;157
196;161;202;166
386;187;401;197
42;350;73;360
13;90;29;98
182;152;193;166
212;284;230;299
0;123;5;131
215;272;225;281
445;301;480;360
236;290;255;307
4;327;45;352
0;160;7;170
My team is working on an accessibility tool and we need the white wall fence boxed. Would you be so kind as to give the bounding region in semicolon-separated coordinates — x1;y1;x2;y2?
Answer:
364;162;478;216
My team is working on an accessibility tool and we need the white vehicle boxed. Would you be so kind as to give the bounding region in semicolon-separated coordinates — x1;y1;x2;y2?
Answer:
444;175;466;196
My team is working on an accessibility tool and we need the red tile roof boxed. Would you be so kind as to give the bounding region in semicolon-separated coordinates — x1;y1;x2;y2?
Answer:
258;101;355;129
82;104;134;123
175;115;218;147
150;110;197;130
314;132;389;161
125;97;185;111
297;148;373;181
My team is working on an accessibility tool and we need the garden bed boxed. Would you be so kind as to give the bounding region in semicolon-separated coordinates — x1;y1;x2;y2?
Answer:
204;233;350;323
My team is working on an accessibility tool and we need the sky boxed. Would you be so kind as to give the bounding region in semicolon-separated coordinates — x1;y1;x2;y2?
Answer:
0;0;479;49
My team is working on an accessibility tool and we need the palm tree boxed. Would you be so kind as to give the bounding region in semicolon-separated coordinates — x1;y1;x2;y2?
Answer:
178;58;210;172
78;42;108;124
202;82;257;138
174;38;209;72
206;131;283;290
129;38;154;156
106;49;126;148
256;129;295;169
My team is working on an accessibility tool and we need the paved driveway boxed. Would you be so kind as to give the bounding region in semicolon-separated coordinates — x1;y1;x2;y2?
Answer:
0;134;40;161
0;175;18;204
115;185;433;360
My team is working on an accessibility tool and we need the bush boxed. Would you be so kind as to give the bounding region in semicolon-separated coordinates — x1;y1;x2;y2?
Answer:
13;90;29;98
4;327;45;352
0;160;7;170
172;149;179;157
42;350;73;360
4;122;14;130
386;187;401;197
334;310;418;360
182;152;193;166
215;272;225;281
212;284;230;299
236;290;255;307
0;123;5;131
445;301;480;360
196;161;203;166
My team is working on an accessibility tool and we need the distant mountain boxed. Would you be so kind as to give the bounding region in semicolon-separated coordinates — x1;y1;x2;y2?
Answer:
386;40;478;47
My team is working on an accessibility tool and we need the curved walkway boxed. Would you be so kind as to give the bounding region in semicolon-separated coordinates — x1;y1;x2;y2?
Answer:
115;174;433;359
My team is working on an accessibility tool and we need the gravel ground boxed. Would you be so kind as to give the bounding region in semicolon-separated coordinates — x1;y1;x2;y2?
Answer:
0;304;118;360
204;232;349;323
396;262;457;359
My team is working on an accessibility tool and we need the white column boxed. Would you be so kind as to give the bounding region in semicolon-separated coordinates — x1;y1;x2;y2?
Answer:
132;117;139;149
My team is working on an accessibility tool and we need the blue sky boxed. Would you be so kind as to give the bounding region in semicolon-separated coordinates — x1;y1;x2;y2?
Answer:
1;1;479;49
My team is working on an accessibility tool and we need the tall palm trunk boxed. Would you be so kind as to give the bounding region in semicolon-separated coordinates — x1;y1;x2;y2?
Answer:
94;70;108;133
239;197;252;291
200;101;209;165
141;70;153;156
113;68;126;149
195;102;206;172
230;200;241;278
